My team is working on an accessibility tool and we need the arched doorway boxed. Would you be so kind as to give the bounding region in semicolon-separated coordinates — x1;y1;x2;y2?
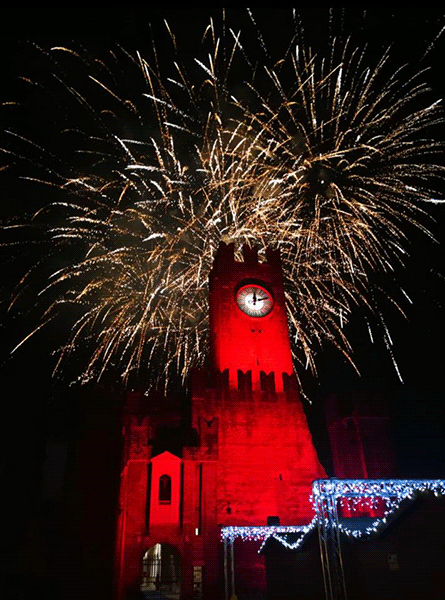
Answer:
141;543;181;600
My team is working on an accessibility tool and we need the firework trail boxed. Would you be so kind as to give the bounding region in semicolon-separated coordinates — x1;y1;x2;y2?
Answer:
1;11;444;388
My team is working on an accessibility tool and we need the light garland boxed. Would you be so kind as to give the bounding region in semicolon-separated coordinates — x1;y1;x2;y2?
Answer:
313;479;445;540
220;479;445;551
221;522;316;543
312;478;445;503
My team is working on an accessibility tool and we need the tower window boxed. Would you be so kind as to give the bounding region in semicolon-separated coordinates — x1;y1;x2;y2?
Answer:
159;474;172;504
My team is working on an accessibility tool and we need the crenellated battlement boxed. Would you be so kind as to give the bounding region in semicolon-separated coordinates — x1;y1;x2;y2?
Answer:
211;241;282;272
191;367;299;398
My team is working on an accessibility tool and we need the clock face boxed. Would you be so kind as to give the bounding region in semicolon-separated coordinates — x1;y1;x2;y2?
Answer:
236;284;274;317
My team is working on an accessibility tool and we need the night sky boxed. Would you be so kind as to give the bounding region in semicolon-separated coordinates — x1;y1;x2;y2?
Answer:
0;9;444;551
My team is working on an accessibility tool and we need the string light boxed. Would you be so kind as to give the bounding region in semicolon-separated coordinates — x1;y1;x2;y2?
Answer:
221;479;445;551
312;478;445;506
221;522;316;543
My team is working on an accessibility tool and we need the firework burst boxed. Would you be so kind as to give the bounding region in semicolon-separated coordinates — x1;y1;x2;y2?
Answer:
1;11;444;389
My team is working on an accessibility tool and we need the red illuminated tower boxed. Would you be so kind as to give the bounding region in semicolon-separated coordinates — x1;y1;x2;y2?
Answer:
114;242;326;600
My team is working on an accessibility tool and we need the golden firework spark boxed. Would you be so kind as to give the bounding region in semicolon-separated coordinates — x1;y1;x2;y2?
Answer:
1;12;444;389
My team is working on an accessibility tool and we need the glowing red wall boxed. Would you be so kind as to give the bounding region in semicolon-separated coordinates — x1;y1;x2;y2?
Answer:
114;414;150;597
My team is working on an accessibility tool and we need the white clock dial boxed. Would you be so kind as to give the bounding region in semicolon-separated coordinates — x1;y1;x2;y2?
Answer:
236;284;273;317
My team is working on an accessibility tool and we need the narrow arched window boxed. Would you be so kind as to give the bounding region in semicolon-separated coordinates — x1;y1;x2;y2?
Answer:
159;474;172;504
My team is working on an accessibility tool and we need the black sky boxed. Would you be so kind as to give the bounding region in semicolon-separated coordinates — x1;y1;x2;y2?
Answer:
0;7;444;487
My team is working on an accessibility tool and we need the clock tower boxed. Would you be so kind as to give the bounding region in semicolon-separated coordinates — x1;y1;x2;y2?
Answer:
114;241;326;600
209;243;294;391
